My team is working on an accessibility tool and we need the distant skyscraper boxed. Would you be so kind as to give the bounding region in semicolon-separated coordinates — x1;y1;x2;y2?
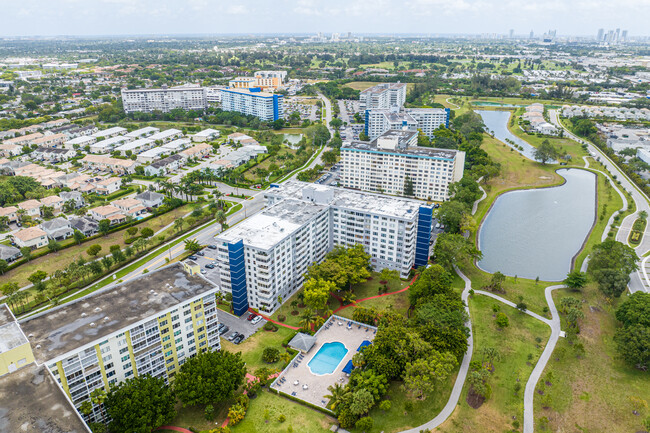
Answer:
597;28;604;41
509;29;514;38
622;30;628;41
529;30;534;39
615;28;621;42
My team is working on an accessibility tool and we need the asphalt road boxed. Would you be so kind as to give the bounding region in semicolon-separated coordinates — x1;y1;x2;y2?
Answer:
549;110;650;293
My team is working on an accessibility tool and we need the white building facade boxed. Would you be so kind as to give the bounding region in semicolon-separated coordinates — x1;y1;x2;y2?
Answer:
365;107;450;140
220;88;284;121
360;83;407;111
121;87;208;114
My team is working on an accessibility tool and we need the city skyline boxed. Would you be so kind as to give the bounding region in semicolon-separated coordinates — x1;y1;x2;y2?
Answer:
1;0;648;38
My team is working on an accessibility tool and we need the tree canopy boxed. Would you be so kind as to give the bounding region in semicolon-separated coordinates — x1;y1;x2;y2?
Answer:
587;240;639;297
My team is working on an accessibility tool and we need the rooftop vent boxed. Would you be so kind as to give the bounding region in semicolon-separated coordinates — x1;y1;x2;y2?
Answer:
28;333;33;338
103;317;110;322
81;313;87;317
90;322;96;327
35;344;41;349
94;307;101;312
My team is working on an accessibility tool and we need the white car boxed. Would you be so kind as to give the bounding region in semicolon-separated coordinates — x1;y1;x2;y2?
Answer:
251;315;263;325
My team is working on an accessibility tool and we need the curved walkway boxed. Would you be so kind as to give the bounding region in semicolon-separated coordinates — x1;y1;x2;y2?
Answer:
471;178;487;215
254;310;300;331
157;427;192;433
332;277;417;314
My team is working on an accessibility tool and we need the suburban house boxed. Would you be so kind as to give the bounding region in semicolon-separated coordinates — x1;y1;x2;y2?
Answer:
136;147;168;164
13;226;48;249
192;129;220;142
40;217;73;241
32;147;77;162
17;199;43;218
161;138;191;153
135;191;164;209
31;133;67;148
59;191;85;209
180;142;211;159
113;198;146;217
227;132;253;144
39;195;64;213
3;132;44;146
149;129;183;144
0;144;22;157
144;154;184;177
89;205;126;225
81;155;138;174
70;216;98;237
0;244;22;263
0;206;18;223
92;177;121;195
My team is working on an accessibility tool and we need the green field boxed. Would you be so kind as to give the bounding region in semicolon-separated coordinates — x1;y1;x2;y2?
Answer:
438;295;551;433
533;286;650;433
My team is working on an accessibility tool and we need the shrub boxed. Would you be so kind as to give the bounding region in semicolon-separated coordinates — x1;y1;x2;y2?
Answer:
262;347;280;363
404;401;414;412
379;400;391;411
278;414;286;423
263;322;275;331
204;404;215;420
228;403;246;425
355;417;374;432
278;314;286;322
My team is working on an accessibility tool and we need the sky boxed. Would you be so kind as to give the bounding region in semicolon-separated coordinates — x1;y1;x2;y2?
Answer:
2;0;649;37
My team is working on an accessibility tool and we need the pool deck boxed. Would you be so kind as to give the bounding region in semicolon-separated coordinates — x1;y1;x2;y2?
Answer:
271;315;377;408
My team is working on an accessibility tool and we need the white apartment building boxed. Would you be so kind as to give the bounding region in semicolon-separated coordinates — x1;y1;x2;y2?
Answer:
220;88;284;121
17;263;221;424
214;181;435;315
121;86;208;114
341;130;465;201
360;82;407;111
365;107;450;139
125;126;160;139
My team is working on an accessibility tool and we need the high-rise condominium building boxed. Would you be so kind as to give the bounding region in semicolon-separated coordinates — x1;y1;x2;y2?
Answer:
341;129;465;201
121;85;208;114
359;83;408;111
214;181;436;315
364;107;450;139
13;263;221;424
221;88;284;121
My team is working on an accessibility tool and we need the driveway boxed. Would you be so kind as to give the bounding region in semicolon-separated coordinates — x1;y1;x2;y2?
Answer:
218;310;265;341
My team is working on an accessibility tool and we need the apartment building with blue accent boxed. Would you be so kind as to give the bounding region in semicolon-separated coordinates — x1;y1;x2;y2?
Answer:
220;87;284;121
364;107;450;140
214;181;434;315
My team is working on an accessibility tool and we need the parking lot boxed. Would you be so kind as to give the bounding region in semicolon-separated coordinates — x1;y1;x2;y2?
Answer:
188;246;221;284
218;309;266;343
315;162;341;186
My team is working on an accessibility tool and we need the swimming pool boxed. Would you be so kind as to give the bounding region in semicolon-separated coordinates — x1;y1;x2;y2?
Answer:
307;342;348;375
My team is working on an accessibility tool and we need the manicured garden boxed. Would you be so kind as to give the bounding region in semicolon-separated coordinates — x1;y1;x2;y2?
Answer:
628;217;646;246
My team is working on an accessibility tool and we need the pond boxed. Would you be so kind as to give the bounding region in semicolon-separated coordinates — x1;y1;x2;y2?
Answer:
472;101;523;107
282;133;303;149
477;168;596;281
476;109;545;162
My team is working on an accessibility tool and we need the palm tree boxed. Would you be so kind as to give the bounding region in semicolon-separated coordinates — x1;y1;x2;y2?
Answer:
299;308;317;331
215;210;227;227
324;383;346;410
90;388;107;421
174;218;184;232
184;239;201;253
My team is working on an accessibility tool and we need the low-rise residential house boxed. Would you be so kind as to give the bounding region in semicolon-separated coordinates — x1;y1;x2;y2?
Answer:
89;205;125;224
93;177;121;195
227;132;253;143
64;135;96;149
41;217;73;241
149;129;183;144
192;129;220;142
135;191;164;209
89;135;134;154
161;138;191;153
0;206;18;223
114;138;154;156
44;118;70;129
144;154;185;176
113;198;146;216
81;155;138;174
70;216;98;237
92;126;127;140
136;147;168;164
0;144;22;157
3;132;44;146
180;142;211;159
59;191;85;209
13;226;48;249
31;133;67;148
39;195;64;213
17;199;42;217
125;126;160;139
0;244;21;263
32;147;76;162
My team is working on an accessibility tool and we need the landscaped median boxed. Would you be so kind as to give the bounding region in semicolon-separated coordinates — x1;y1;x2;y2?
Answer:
628;217;647;246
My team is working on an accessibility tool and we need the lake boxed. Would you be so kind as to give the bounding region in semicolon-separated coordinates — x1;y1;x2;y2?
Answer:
282;133;303;148
477;168;596;281
472;101;523;107
476;109;542;161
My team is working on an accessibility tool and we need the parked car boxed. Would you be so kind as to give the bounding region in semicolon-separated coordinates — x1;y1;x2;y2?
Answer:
233;334;244;344
188;255;198;261
197;251;205;256
207;244;217;249
219;326;230;336
251;315;263;325
227;331;239;341
205;263;215;269
200;269;206;274
247;313;256;322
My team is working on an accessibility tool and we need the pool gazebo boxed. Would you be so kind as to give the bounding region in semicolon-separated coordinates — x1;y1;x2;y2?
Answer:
288;332;317;353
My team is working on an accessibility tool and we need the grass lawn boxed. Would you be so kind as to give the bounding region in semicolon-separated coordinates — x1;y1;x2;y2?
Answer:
0;204;193;288
343;81;415;93
349;375;456;433
438;294;551;433
220;326;296;373
242;147;297;183
533;285;650;432
232;389;335;433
